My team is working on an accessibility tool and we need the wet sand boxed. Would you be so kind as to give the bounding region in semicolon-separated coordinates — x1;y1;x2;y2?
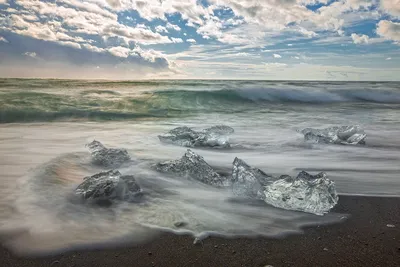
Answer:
1;195;399;267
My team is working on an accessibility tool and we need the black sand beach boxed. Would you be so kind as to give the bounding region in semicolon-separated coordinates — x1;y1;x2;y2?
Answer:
1;195;399;267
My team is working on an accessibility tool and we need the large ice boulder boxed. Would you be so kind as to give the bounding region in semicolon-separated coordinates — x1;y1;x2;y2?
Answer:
300;126;366;145
86;140;131;167
154;149;228;187
75;170;141;205
263;171;338;215
231;158;274;199
230;158;338;215
158;125;234;148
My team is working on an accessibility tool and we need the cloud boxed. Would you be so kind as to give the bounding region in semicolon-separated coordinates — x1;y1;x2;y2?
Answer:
108;46;131;58
380;0;400;17
82;43;105;53
264;62;287;69
0;0;8;4
377;20;400;43
155;25;168;33
235;52;250;56
105;0;121;8
351;33;370;44
171;37;184;43
4;0;173;46
1;0;400;80
23;52;37;58
102;24;173;44
166;23;181;31
298;27;318;37
386;57;392;60
59;41;82;49
0;36;8;43
110;0;211;25
209;0;342;33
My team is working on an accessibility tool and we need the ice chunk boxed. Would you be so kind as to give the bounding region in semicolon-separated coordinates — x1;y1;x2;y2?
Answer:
86;140;131;167
231;158;274;199
263;171;339;215
158;126;199;147
300;126;366;145
203;125;235;135
154;149;228;187
158;125;234;148
75;170;141;205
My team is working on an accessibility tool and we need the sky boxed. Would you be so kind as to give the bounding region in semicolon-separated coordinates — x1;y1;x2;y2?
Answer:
0;0;399;80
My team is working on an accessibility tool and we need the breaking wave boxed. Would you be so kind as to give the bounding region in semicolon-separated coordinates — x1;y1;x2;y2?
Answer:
151;87;400;104
1;83;400;123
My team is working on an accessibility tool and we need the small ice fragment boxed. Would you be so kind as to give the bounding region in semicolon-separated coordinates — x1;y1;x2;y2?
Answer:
387;224;395;228
300;125;366;145
86;140;131;167
75;170;141;205
158;125;234;148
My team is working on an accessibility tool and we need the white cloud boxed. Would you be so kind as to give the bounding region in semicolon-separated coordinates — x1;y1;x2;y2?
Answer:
186;21;196;27
264;62;287;69
187;38;196;43
106;45;173;67
386;57;392;60
59;41;82;49
0;0;8;4
298;27;318;37
210;0;342;33
23;52;37;58
105;0;121;8
273;54;282;58
155;25;168;33
108;46;131;57
287;44;293;46
166;22;181;31
82;43;105;53
130;46;171;64
235;52;250;56
171;37;184;43
5;0;173;46
224;18;244;27
377;20;400;43
351;33;370;44
109;0;211;25
0;36;8;43
102;24;173;44
380;0;400;17
59;0;116;19
55;32;86;43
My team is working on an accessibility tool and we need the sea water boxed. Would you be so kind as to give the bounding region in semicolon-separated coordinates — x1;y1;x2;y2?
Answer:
1;79;399;254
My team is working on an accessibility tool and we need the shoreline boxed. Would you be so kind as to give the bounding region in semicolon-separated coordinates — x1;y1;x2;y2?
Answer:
1;195;399;266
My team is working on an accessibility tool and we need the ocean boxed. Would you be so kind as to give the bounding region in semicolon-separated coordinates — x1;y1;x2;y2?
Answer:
1;79;400;254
